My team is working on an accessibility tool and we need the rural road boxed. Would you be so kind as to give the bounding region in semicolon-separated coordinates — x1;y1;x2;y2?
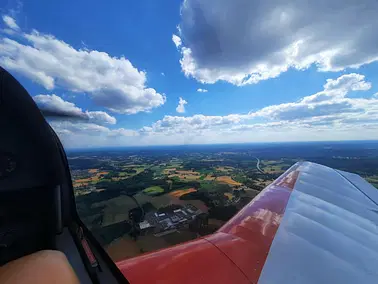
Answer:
254;157;264;174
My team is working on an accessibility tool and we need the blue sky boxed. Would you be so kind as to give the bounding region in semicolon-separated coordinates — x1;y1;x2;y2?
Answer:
1;0;378;148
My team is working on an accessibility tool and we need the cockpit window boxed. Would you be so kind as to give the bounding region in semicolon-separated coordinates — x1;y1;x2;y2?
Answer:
2;0;378;267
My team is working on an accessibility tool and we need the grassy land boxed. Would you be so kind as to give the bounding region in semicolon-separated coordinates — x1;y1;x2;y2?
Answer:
366;176;378;189
143;186;165;195
261;160;282;165
260;160;291;174
199;181;231;193
232;174;247;183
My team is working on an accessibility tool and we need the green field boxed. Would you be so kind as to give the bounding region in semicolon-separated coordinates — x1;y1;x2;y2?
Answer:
143;186;165;195
367;176;378;189
232;174;247;183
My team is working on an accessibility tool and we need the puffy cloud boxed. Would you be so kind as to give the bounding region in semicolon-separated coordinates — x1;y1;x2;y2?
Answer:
0;18;165;114
301;74;371;104
142;113;248;135
33;94;116;125
52;72;378;147
197;88;208;93
255;73;373;120
175;0;378;85
143;73;378;137
176;97;188;113
51;122;110;136
323;73;371;92
50;121;140;148
2;15;19;31
172;34;182;48
34;94;83;117
84;111;117;125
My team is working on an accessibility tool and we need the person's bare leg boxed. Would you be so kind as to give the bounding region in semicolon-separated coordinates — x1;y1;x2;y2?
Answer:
0;250;80;284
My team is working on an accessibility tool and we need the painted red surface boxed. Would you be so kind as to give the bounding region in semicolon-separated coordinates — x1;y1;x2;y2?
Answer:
116;238;249;284
274;170;299;191
211;185;293;282
116;165;300;283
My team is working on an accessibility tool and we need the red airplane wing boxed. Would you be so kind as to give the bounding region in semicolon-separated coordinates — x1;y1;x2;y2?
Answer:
116;162;378;283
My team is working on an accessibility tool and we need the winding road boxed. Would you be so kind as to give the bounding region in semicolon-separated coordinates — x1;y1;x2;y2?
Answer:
254;157;264;174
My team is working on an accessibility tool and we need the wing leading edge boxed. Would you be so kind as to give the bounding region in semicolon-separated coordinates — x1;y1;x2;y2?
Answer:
117;162;378;284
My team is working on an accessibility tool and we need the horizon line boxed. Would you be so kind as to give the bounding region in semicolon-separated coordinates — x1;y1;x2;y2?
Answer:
65;139;378;151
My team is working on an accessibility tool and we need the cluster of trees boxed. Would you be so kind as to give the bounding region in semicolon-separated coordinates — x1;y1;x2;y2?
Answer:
182;156;259;172
189;213;210;235
103;171;118;179
93;169;202;197
180;191;212;207
208;206;238;221
68;158;102;170
310;157;378;176
95;170;164;194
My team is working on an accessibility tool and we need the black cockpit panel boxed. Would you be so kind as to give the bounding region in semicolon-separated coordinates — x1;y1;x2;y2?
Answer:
0;66;65;191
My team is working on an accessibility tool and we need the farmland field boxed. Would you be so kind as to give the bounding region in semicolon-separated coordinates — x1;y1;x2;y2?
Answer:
143;186;165;195
70;141;378;263
216;176;242;186
169;188;197;198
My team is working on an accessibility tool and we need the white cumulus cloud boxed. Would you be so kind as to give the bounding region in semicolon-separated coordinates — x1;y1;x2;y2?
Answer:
143;73;378;138
175;0;378;85
255;73;374;121
84;111;117;125
0;17;165;114
47;72;378;147
50;121;139;148
176;97;188;113
2;15;19;31
33;94;116;125
197;88;208;93
172;34;182;48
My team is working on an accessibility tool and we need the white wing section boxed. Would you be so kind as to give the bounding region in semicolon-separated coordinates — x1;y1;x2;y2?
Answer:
259;162;378;284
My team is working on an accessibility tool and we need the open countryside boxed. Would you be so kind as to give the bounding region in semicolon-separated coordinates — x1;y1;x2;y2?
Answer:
69;141;378;261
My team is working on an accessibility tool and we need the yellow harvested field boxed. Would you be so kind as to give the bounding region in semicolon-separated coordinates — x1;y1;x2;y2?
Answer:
216;176;242;186
168;170;201;181
74;171;109;184
112;177;127;181
75;178;91;183
224;193;233;200
204;175;216;181
169;188;197;198
261;165;283;174
163;168;176;174
88;169;98;173
73;182;88;188
176;170;200;175
216;166;234;172
169;174;201;181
